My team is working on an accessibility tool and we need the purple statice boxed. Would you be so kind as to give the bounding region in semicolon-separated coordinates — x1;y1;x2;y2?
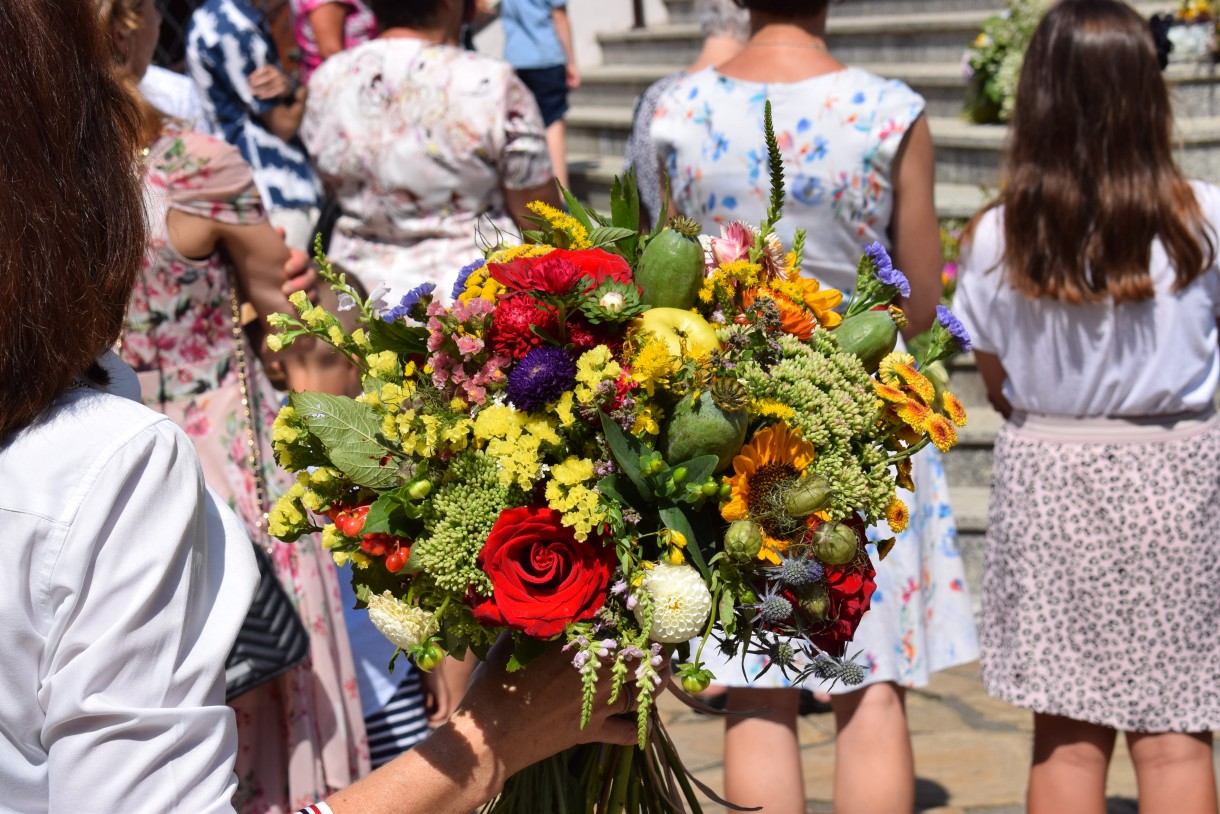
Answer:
382;282;436;323
864;241;912;297
936;305;973;353
451;258;486;300
506;345;576;411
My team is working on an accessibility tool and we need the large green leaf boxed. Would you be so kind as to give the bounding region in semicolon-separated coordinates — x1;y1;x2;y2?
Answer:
362;485;422;537
368;318;428;356
599;411;652;498
609;171;642;260
587;226;638;250
291;391;402;489
559;184;595;231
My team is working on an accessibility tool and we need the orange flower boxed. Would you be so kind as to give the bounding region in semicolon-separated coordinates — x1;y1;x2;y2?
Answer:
885;497;909;534
742;288;817;340
895;400;933;432
895;457;914;491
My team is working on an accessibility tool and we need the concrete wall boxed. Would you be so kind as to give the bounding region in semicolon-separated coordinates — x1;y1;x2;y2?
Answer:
474;0;671;67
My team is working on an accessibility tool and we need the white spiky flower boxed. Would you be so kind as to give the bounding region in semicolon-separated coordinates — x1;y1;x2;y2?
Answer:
366;591;437;650
634;563;713;644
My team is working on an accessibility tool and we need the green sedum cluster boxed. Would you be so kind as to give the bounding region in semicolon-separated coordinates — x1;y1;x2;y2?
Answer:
412;450;521;597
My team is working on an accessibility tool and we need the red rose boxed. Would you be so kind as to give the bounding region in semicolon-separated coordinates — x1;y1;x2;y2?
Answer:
471;506;617;638
809;558;877;655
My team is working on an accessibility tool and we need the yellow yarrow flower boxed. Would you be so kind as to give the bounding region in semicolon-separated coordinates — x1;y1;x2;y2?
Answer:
527;201;591;249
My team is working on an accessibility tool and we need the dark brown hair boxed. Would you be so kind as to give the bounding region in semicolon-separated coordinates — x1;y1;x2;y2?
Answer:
366;0;443;31
993;0;1214;304
731;0;831;15
0;0;146;441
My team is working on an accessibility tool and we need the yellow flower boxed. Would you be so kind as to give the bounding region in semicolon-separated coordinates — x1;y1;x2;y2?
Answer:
367;350;400;380
896;457;914;491
878;352;918;385
272;406;300;444
721;422;816;565
885;497;909;534
486;243;554;264
527;201;591;249
575;346;623;403
321;523;343;551
350;328;371;350
751;398;796;421
327;325;346;346
718;259;762;289
895;400;933;433
630;340;679;396
879;352;935;404
544;458;607;541
941;391;969;428
301;305;330;329
632;403;662;436
288;290;310;312
553;391;577;427
927;414;958;452
667;547;685;565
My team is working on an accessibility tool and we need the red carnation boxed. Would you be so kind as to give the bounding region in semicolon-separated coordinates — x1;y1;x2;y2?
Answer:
486;294;560;360
471;506;617;638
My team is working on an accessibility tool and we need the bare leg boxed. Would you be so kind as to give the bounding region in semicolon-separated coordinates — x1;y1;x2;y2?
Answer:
1126;730;1217;814
1028;713;1115;814
723;686;804;812
831;682;913;814
545;119;568;189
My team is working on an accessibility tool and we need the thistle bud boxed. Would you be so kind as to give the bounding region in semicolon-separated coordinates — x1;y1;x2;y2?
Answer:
724;519;763;562
782;474;833;517
813;522;858;566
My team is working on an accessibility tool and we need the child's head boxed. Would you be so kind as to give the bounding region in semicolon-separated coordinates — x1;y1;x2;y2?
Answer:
996;0;1213;305
278;267;368;398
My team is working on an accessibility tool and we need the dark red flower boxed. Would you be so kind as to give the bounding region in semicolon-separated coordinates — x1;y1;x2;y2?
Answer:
550;248;633;288
486;293;559;360
470;506;617;638
488;248;634;298
807;558;877;655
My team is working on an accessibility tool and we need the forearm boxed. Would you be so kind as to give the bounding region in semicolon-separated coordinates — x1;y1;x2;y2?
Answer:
259;87;307;143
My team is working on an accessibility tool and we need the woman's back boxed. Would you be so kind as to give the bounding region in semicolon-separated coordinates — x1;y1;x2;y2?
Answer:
956;186;1220;418
650;66;924;292
302;39;553;298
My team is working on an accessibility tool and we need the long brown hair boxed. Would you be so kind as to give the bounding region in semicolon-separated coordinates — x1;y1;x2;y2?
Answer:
0;0;146;441
995;0;1213;304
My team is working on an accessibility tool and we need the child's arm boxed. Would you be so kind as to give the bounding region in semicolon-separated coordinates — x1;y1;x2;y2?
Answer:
551;4;579;88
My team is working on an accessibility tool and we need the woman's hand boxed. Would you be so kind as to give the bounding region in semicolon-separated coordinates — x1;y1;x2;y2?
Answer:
248;65;293;101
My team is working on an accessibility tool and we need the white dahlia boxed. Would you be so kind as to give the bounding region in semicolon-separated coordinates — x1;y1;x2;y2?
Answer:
366;591;437;651
634;563;713;644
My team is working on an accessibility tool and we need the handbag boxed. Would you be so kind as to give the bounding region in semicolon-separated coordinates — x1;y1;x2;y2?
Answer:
222;280;310;700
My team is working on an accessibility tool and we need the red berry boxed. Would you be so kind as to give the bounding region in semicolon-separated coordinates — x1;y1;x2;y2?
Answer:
385;551;405;573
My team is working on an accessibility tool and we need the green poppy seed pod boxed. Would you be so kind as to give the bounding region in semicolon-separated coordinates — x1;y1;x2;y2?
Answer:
782;473;833;518
724;519;764;563
797;583;831;622
813;522;859;566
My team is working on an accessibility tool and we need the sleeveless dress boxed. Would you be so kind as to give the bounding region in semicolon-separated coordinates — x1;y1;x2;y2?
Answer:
652;67;979;691
120;124;369;811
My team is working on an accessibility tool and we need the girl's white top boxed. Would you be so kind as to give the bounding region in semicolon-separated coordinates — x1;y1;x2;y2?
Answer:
0;366;257;811
953;180;1220;418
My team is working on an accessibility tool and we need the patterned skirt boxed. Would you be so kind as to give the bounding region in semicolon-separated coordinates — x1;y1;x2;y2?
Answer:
981;412;1220;733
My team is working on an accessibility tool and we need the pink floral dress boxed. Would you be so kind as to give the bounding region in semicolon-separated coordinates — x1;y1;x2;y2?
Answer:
121;124;369;812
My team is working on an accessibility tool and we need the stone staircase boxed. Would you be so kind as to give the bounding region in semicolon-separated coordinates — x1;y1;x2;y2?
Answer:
564;0;1218;598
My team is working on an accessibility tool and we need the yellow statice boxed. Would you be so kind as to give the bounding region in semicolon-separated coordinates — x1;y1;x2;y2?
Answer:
551;390;577;428
367;350;400;380
473;403;562;489
544;456;607;541
574;345;623;404
485;243;553;264
527;201;591;249
268;481;308;539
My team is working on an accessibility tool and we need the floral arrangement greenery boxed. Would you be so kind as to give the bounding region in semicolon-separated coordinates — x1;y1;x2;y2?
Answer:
265;104;971;812
962;0;1051;124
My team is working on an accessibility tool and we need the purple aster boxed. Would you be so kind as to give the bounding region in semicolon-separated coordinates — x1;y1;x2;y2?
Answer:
506;345;576;411
936;305;972;353
451;258;486;300
382;282;436;323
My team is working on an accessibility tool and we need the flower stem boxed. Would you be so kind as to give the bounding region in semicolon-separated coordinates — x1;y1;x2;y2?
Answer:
604;745;635;814
886;436;931;464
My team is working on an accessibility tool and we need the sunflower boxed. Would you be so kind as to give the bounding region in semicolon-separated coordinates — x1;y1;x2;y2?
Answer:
721;422;817;564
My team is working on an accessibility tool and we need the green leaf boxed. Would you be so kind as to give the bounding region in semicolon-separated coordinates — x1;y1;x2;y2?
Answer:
599;412;653;498
718;589;736;636
362;486;422;536
609;172;642;259
658;504;709;581
597;473;644;510
674;454;719;494
367;318;428;356
559;184;594;231
650;175;671;240
290;391;402;489
587;226;638;249
505;635;550;672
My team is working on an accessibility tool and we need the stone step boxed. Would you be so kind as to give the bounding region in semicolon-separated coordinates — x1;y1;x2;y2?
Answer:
599;10;995;67
566;149;995;222
662;0;1003;24
949;484;989;535
931;115;1220;186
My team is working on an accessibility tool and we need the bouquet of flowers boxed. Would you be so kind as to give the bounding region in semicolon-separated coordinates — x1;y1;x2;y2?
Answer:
266;106;971;812
962;0;1050;124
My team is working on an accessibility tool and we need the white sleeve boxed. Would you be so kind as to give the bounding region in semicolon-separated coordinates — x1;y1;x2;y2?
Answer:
953;210;1004;356
40;421;256;813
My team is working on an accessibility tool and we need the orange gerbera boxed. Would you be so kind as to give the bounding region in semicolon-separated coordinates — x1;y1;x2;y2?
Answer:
721;422;817;564
742;288;817;340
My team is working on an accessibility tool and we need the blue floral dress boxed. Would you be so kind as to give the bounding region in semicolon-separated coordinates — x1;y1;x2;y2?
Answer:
653;67;979;691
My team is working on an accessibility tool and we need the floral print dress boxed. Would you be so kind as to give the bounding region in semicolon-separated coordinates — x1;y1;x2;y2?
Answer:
300;39;554;303
121;124;368;811
654;68;979;692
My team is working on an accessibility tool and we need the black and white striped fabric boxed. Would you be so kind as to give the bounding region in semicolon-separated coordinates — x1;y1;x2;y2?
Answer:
365;669;430;769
